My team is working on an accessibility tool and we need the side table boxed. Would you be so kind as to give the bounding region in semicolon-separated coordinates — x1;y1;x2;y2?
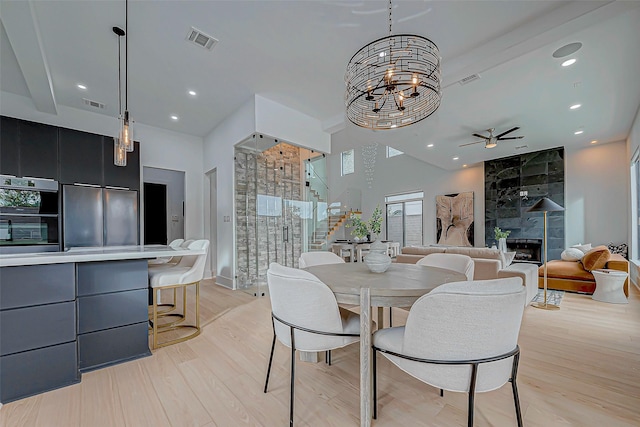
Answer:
592;269;628;304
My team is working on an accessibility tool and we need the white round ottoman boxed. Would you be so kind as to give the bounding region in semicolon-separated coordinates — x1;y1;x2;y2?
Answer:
592;269;628;304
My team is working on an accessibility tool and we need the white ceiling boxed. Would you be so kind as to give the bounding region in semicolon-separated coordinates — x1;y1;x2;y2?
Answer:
1;1;639;170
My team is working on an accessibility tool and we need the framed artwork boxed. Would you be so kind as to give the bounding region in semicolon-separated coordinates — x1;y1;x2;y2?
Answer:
436;192;474;247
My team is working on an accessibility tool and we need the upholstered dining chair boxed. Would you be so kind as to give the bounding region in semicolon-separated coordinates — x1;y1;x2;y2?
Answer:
298;251;346;268
148;239;209;349
386;252;476;327
264;263;360;427
417;252;475;280
372;278;526;427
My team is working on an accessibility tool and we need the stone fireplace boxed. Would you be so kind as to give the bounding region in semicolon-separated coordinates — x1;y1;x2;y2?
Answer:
506;238;542;265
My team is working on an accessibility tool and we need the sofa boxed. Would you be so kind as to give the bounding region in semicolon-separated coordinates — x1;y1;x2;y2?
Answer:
540;247;629;296
397;246;538;302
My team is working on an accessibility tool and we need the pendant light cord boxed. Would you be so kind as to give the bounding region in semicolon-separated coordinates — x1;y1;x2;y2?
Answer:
125;0;128;111
117;33;122;117
389;0;392;36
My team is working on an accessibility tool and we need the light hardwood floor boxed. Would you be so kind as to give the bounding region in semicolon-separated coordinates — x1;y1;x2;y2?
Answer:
1;280;639;427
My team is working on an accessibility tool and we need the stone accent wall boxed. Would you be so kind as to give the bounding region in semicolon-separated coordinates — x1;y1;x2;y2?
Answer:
235;143;303;290
485;147;565;260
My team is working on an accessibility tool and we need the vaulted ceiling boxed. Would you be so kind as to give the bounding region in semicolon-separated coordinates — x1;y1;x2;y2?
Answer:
1;1;639;169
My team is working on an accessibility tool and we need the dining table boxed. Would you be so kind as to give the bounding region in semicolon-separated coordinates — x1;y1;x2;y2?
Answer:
304;262;466;427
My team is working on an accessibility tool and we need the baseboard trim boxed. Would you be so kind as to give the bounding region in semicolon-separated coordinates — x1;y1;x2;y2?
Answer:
215;275;234;289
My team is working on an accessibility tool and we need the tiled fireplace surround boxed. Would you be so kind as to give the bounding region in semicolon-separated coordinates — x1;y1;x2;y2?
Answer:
485;147;565;261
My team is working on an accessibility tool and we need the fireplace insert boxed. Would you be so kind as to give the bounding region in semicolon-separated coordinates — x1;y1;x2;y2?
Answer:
506;238;542;265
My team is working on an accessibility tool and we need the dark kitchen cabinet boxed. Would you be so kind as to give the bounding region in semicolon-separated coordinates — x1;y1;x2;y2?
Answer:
103;138;140;190
19;121;58;180
58;128;104;185
0;116;20;176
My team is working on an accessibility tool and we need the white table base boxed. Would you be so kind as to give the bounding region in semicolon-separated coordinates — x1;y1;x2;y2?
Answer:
592;269;628;304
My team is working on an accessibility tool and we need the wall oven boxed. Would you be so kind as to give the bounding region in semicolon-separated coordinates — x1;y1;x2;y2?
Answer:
0;175;60;254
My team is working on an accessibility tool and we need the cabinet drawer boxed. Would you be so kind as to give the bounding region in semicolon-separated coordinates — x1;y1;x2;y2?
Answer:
77;260;148;296
78;321;150;371
1;341;79;403
0;264;75;310
77;288;148;334
0;301;76;356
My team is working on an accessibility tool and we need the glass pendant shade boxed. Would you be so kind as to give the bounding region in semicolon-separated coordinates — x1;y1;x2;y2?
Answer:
120;110;134;152
114;137;127;167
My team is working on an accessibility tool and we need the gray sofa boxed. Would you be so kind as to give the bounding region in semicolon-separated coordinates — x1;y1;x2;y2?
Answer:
397;246;538;303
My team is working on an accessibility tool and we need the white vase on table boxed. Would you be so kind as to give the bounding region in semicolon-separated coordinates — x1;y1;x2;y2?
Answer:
364;240;391;273
498;238;507;253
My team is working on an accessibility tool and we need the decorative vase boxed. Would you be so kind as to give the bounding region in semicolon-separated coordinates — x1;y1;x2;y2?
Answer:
364;240;392;273
498;238;507;253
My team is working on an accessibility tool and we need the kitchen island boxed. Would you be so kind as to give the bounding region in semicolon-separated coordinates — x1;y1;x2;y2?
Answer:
0;245;205;403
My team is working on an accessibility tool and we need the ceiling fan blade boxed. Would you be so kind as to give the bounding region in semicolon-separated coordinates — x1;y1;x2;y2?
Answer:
497;136;525;140
472;133;489;140
495;127;520;138
459;141;484;147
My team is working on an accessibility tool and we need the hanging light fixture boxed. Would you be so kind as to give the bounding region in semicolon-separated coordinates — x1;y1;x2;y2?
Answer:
345;0;442;130
113;25;127;167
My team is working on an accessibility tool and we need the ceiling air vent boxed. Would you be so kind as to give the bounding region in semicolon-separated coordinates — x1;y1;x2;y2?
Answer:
186;27;218;51
82;98;105;109
515;145;529;150
458;74;480;85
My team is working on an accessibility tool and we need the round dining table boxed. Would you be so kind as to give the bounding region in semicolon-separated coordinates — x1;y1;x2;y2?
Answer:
305;262;466;427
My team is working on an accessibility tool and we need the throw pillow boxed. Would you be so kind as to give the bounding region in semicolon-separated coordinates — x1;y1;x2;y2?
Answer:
502;251;516;267
572;243;592;254
581;245;611;271
561;247;583;262
607;242;628;259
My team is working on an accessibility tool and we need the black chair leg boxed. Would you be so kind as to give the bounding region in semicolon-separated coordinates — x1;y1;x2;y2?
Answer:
373;349;378;420
389;307;393;327
328;350;332;366
510;353;523;427
263;333;276;393
467;363;478;427
290;328;296;427
440;389;444;397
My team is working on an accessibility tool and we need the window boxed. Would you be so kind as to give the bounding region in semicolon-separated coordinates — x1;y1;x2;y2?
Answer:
385;191;423;247
386;146;404;158
341;149;354;176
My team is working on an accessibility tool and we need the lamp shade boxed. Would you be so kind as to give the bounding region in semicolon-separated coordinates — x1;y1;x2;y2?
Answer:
527;197;565;212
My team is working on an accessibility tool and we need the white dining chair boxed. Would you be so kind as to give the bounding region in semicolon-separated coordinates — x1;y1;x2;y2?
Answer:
148;239;209;349
417;252;475;280
331;243;353;262
264;262;360;427
372;278;526;427
298;251;345;268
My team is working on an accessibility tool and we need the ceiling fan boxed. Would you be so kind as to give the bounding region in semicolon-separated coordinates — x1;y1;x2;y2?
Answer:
459;127;524;149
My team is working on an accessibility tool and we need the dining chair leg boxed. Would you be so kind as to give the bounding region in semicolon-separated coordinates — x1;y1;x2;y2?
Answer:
440;389;444;397
373;348;378;420
389;307;393;327
289;327;296;427
328;350;332;366
467;363;479;427
510;353;523;427
264;319;276;393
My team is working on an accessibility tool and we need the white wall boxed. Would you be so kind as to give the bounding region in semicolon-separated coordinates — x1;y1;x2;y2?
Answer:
626;106;640;287
0;91;206;251
327;130;486;246
565;141;628;247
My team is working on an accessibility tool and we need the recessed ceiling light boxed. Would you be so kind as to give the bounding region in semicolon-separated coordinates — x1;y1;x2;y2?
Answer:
574;130;583;135
76;84;87;90
170;115;179;121
379;52;386;57
390;124;397;128
591;140;598;144
552;42;582;58
453;157;459;160
570;104;581;110
427;144;434;148
562;58;577;67
188;90;197;96
463;164;468;168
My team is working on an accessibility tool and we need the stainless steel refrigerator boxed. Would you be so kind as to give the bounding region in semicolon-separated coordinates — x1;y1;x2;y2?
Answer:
63;185;139;248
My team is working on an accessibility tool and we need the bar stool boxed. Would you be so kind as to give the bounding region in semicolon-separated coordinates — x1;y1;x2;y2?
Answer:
149;239;209;349
148;238;185;266
149;239;194;315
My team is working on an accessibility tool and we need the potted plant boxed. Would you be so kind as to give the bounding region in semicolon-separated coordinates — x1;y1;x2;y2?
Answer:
494;227;511;252
347;214;370;241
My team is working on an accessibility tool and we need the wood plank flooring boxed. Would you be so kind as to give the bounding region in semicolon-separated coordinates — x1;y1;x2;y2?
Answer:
1;280;639;426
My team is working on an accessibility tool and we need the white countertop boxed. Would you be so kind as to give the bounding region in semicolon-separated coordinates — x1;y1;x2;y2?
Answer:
0;245;206;267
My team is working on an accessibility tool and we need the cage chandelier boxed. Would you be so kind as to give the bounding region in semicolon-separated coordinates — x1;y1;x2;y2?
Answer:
345;0;442;130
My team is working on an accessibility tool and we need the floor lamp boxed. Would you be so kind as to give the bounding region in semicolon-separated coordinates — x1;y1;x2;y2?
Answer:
527;197;565;310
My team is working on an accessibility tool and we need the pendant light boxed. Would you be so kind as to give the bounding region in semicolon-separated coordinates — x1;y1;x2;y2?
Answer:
120;0;133;152
345;0;442;130
113;26;127;167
